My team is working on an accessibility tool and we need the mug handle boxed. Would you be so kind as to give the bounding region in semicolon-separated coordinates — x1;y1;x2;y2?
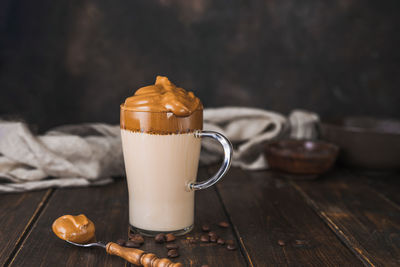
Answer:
188;130;233;191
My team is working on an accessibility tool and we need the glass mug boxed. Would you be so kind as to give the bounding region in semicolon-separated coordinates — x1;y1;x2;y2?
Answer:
120;107;233;236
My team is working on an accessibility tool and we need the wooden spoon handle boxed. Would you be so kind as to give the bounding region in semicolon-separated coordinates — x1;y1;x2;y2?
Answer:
106;242;183;267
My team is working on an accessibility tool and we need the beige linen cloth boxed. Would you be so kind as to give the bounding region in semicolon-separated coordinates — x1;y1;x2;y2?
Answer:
0;108;318;193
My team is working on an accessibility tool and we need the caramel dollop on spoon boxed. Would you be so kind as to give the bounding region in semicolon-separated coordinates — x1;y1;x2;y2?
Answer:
52;214;95;244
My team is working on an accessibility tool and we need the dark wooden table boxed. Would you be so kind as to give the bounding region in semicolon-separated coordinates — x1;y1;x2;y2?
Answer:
1;167;399;267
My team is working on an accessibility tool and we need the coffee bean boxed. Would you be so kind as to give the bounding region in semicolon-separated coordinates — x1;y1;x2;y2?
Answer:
201;265;210;267
167;249;179;258
129;234;144;244
166;243;179;250
208;231;217;238
128;230;137;240
208;232;218;241
116;239;125;246
165;233;176;242
155;233;166;243
278;240;285;246
189;238;197;244
217;238;225;245
227;244;237;251
218;221;229;228
125;240;141;248
200;234;209;242
201;224;210;232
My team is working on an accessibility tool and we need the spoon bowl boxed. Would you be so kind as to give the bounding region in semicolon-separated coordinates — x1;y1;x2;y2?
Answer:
66;240;106;248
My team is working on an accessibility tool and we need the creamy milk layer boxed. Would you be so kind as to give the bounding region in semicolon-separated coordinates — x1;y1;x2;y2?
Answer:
121;130;201;231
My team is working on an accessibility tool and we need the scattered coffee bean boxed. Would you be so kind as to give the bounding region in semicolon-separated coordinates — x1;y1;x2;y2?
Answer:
166;243;179;250
116;239;125;246
125;240;141;248
165;233;176;242
128;230;137;239
200;234;210;242
209;232;218;242
227;244;237;251
218;221;229;228
155;233;166;243
208;231;217;238
167;249;179;258
201;265;210;267
129;234;144;244
217;238;225;245
278;240;286;246
201;224;210;232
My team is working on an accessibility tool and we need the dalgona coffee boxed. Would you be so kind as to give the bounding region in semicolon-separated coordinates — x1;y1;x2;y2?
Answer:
120;76;203;234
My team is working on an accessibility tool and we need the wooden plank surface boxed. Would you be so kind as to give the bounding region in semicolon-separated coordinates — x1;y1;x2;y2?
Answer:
6;166;399;266
215;167;362;267
292;170;400;267
10;168;246;266
9;179;130;267
359;171;400;206
0;189;52;266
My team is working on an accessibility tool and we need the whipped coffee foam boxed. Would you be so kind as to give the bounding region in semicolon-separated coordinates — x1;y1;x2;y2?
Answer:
52;214;95;244
120;76;203;134
123;76;202;116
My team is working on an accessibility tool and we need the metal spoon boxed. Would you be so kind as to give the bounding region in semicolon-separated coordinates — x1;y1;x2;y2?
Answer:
65;240;183;267
66;240;107;248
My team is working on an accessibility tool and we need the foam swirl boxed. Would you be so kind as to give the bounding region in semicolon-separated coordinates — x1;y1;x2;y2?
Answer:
122;76;202;116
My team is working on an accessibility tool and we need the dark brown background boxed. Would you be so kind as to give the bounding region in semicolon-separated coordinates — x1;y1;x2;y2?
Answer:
0;0;399;131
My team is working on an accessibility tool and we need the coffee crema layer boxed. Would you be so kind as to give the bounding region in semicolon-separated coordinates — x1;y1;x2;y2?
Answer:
52;214;95;244
120;109;203;134
121;76;203;134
